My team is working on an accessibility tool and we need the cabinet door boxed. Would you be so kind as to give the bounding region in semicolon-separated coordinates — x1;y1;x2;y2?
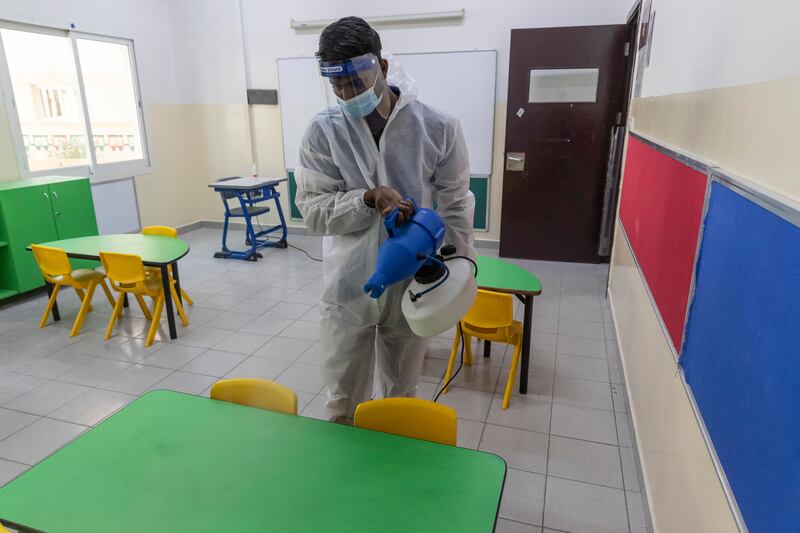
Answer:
0;185;58;292
49;179;100;270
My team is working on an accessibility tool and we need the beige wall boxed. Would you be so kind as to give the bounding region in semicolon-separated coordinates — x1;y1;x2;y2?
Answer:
611;74;800;533
0;104;21;181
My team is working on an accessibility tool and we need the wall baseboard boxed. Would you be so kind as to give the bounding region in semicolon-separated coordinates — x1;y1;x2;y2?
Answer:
178;220;501;249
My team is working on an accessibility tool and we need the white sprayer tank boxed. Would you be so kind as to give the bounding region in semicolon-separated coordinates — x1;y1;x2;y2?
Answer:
402;257;477;337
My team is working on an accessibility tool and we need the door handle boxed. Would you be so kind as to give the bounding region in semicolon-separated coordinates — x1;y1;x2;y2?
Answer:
506;152;525;171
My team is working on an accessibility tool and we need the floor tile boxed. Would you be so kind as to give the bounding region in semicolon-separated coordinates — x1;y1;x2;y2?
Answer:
283;289;320;306
140;344;205;370
548;436;623;489
495;519;542;533
225;356;292;381
263;302;313;320
499;469;545;525
98;364;173;395
253;336;313;361
558;319;605;340
480;424;548;474
558;303;604;323
299;393;327;420
607;358;623;384
180;350;247;377
194;294;239;311
206;311;259;331
4;380;90;416
456;419;484;449
448;363;501;392
615;412;633;447
611;384;627;413
57;358;131;387
486;394;551;434
239;316;294;336
151;371;217;395
532;316;558;335
627;490;647;531
552;377;613;411
555;354;610;383
296;343;326;365
229;298;279;315
0;408;39;440
620;446;640;492
550;404;617;445
0;458;28;486
97;338;165;363
543;476;628;533
557;335;606;359
175;326;234;349
51;332;128;358
496;369;554;403
295;391;316;413
0;418;86;465
435;387;493;422
278;320;320;342
527;351;556;375
274;362;325;394
48;389;136;426
213;332;271;355
531;332;557;353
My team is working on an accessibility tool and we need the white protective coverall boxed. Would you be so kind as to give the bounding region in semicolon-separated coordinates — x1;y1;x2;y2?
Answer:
295;89;475;420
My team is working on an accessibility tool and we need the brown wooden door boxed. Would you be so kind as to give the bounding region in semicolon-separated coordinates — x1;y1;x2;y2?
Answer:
500;25;629;262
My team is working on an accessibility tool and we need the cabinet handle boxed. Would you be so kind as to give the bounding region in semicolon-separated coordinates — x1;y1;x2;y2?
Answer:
43;192;48;200
52;191;59;198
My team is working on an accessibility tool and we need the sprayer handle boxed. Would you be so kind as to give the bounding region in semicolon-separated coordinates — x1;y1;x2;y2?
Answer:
384;197;417;237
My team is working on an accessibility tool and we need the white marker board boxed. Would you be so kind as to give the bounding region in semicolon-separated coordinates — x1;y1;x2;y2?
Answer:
91;178;141;234
277;50;497;176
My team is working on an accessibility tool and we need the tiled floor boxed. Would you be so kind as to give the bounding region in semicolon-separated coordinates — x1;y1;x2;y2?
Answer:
0;228;650;532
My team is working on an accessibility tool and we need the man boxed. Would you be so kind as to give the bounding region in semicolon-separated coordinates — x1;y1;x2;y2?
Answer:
295;16;474;423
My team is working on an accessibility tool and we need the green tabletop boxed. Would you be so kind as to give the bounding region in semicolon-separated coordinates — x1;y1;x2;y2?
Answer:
0;391;506;533
33;234;189;266
476;255;542;296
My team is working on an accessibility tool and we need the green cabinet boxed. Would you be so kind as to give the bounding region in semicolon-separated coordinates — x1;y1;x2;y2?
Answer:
0;176;98;300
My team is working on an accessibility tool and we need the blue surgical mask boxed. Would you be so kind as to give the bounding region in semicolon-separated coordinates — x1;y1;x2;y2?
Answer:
337;81;383;118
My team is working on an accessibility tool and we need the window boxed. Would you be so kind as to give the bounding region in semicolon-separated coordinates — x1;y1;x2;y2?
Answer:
528;68;600;104
0;24;149;178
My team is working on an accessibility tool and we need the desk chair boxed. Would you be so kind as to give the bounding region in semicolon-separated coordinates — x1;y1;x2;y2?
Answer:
210;378;297;415
101;252;188;347
354;398;457;446
141;226;193;305
443;290;523;410
31;245;115;337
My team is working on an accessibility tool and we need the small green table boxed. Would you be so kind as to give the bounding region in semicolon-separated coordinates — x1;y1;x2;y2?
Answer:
475;255;542;394
29;234;190;340
0;391;506;533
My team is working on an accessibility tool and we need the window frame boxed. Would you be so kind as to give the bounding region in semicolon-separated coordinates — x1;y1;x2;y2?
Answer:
0;20;152;182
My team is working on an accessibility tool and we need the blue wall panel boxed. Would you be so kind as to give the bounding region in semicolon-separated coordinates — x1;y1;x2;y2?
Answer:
681;182;800;532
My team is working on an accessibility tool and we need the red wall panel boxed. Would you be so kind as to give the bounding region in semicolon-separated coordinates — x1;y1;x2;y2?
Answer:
619;136;708;352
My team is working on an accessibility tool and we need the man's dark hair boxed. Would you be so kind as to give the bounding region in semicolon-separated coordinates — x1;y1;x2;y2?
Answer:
316;17;382;62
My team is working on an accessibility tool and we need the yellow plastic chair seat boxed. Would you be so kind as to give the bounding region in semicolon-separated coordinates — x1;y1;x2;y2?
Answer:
210;378;298;415
354;397;457;446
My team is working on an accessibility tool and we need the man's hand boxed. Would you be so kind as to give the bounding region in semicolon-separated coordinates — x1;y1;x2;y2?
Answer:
363;186;414;226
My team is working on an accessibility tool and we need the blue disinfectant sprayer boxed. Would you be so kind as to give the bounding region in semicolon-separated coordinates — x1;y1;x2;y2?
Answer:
363;199;477;337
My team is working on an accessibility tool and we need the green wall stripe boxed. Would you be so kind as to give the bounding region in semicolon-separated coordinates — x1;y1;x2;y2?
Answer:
287;171;488;230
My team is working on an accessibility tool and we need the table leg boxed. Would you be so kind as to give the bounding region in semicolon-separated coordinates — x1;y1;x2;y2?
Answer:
171;262;182;305
123;294;129;308
484;341;492;358
519;295;533;394
46;282;60;322
161;265;177;340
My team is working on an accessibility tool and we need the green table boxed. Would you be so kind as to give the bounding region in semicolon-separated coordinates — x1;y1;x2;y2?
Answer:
0;391;506;533
475;255;542;394
29;234;190;340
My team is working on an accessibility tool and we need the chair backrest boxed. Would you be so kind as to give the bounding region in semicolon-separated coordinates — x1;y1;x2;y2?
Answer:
210;378;298;415
100;252;147;286
142;225;178;238
354;398;457;446
30;244;73;281
463;289;514;330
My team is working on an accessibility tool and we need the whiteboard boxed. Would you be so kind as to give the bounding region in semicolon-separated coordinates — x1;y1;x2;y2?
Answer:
277;50;496;176
91;178;141;234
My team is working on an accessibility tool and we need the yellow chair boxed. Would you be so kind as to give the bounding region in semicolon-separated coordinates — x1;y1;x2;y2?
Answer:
210;378;298;415
141;225;193;306
443;290;523;410
31;244;115;337
354;397;457;446
100;251;188;347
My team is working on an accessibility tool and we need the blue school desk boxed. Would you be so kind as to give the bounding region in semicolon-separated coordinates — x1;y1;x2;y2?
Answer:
209;177;288;261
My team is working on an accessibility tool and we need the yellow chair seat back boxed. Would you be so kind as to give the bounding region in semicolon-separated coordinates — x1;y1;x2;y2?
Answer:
142;225;178;238
210;378;298;415
354;397;457;446
31;244;73;282
100;252;147;288
464;290;514;331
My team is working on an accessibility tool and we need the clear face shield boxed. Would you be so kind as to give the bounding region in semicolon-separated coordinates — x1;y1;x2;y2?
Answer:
319;52;392;121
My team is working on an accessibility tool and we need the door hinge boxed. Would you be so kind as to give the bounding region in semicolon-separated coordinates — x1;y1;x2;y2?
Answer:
623;42;630;56
615;112;622;125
